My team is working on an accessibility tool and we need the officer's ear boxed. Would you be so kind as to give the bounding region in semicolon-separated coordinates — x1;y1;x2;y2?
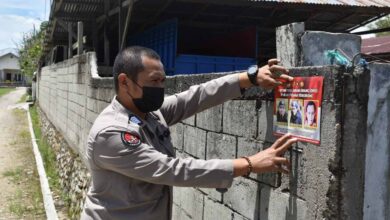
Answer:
118;73;128;90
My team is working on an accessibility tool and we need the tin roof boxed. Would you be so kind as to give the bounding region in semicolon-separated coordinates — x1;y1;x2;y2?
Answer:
43;0;390;63
362;35;390;55
247;0;390;7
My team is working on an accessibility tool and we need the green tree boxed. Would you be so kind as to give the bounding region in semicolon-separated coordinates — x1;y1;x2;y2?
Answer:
17;21;48;78
369;15;390;37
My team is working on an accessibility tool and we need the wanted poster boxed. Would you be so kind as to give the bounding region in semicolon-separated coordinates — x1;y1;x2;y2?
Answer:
273;76;324;145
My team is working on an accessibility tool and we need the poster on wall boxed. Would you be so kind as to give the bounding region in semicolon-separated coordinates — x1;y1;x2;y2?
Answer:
273;76;324;145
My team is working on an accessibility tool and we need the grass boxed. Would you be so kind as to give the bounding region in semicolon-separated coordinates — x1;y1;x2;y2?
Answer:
0;87;15;97
30;104;72;217
2;167;23;183
17;93;28;103
29;105;61;190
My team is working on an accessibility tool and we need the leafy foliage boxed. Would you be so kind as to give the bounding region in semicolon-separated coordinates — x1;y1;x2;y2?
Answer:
369;15;390;37
17;21;48;78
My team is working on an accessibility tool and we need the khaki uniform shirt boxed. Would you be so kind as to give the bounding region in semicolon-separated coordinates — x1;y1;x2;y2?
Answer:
81;74;241;220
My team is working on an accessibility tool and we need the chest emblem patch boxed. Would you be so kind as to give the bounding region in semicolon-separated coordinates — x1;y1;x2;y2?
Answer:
121;132;141;147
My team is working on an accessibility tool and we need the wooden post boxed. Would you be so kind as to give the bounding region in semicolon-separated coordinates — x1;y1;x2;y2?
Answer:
104;0;110;66
118;0;122;51
77;21;83;55
63;45;68;60
121;0;134;50
92;20;98;58
68;23;73;58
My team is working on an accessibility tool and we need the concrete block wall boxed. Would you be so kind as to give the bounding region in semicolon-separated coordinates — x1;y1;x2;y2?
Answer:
39;55;90;155
37;51;372;219
364;63;390;220
39;53;115;159
169;66;368;220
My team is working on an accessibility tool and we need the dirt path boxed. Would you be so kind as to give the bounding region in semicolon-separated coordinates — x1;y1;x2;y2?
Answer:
0;88;45;219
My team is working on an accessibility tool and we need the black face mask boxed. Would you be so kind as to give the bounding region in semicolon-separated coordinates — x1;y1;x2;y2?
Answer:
127;79;165;113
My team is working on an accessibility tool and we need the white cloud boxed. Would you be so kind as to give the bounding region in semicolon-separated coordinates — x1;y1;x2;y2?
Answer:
0;15;42;50
0;0;48;50
0;0;48;16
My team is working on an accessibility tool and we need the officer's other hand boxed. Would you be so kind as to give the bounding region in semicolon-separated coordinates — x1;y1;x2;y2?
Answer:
256;59;293;89
249;133;297;174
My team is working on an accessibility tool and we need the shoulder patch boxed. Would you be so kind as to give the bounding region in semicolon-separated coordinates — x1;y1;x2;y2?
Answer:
121;132;141;148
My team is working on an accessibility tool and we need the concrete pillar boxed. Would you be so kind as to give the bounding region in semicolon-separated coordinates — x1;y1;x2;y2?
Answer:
364;63;390;220
276;22;361;67
299;31;361;66
276;22;305;68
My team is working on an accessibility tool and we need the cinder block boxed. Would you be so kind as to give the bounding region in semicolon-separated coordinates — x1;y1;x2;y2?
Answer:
87;98;97;112
197;105;223;132
206;132;236;159
259;186;307;220
164;77;177;95
198;187;222;203
97;100;109;113
183;125;206;159
258;101;276;143
204;197;233;220
86;110;99;124
170;123;184;150
173;187;204;220
300;31;361;66
172;204;192;220
97;88;115;102
77;84;86;95
223;100;257;138
233;213;250;220
223;178;259;219
77;93;86;107
237;137;264;157
87;87;98;99
182;115;195;126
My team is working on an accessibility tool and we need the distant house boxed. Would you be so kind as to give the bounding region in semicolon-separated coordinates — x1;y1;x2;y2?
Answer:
362;35;390;61
0;49;24;85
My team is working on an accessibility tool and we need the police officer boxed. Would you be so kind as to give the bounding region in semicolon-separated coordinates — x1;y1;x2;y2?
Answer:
81;46;297;220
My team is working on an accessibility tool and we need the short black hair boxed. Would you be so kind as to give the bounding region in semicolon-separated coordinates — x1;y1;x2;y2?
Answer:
113;46;161;92
278;100;285;107
306;101;316;112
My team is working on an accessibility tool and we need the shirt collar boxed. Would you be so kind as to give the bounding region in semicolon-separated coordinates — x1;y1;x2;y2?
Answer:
111;96;147;127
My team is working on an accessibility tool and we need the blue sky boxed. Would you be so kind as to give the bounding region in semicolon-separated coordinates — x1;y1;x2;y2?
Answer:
0;0;49;50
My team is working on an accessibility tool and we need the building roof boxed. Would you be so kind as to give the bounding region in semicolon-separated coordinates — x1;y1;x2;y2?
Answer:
0;48;19;58
362;35;390;55
43;0;390;62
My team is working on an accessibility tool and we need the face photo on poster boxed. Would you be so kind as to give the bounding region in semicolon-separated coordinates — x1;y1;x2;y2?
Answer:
289;99;303;127
276;98;288;124
304;100;318;128
273;76;324;145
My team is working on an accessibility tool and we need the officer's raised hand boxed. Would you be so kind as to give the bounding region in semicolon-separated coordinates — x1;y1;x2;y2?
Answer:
240;58;293;89
233;134;297;176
